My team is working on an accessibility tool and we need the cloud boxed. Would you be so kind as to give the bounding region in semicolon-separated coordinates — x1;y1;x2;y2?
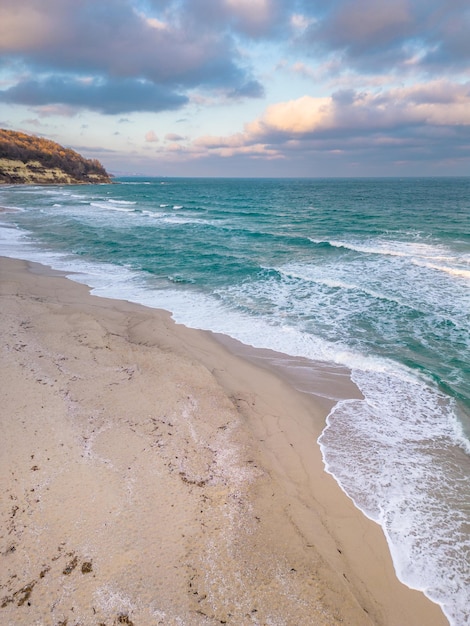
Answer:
317;0;412;54
420;3;470;69
190;80;470;161
145;130;159;142
20;118;43;127
228;79;265;99
3;0;469;123
177;0;288;38
0;0;265;100
33;103;80;118
296;0;470;74
246;95;333;135
0;76;189;114
165;133;186;141
220;0;280;36
71;144;118;155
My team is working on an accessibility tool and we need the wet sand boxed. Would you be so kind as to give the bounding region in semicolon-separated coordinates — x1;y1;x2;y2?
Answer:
0;256;447;625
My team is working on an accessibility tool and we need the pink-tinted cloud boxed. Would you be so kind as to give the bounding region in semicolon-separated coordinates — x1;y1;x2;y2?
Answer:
165;133;186;141
145;130;159;142
189;81;470;159
0;0;264;113
297;0;470;73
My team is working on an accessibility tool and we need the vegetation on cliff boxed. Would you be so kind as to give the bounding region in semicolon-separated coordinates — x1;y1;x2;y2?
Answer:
0;129;112;184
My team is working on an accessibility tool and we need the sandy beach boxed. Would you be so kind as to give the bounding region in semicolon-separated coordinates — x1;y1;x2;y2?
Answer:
0;255;447;626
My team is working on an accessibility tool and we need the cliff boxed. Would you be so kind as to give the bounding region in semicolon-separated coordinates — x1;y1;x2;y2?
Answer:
0;129;112;185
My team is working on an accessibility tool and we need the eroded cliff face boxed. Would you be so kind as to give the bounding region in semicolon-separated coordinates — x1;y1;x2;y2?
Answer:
0;129;112;185
0;158;111;185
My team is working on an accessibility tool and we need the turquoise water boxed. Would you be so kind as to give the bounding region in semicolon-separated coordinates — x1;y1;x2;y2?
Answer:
1;177;469;624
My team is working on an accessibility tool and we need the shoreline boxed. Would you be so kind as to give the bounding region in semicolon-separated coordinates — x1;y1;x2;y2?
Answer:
0;255;447;625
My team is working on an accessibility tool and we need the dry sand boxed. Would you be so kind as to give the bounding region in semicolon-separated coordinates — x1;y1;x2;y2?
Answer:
0;256;447;626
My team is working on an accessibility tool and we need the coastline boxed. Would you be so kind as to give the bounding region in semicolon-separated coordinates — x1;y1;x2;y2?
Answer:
0;256;448;625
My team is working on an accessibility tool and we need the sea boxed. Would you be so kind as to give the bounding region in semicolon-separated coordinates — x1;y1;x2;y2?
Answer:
1;177;469;625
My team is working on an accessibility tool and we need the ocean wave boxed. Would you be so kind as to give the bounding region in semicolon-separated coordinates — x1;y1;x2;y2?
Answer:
309;236;465;267
0;204;25;212
274;265;415;309
262;261;468;329
413;260;470;280
118;181;152;185
319;369;470;626
90;201;136;213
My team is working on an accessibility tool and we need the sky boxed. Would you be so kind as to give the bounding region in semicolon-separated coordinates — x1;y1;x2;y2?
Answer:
1;0;470;177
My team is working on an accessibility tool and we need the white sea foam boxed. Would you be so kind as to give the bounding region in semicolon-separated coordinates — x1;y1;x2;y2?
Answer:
319;370;470;626
274;265;414;310
275;252;469;328
157;215;213;226
413;260;470;280
308;237;470;295
310;236;446;259
309;237;470;278
119;181;151;185
0;204;24;212
90;201;136;213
